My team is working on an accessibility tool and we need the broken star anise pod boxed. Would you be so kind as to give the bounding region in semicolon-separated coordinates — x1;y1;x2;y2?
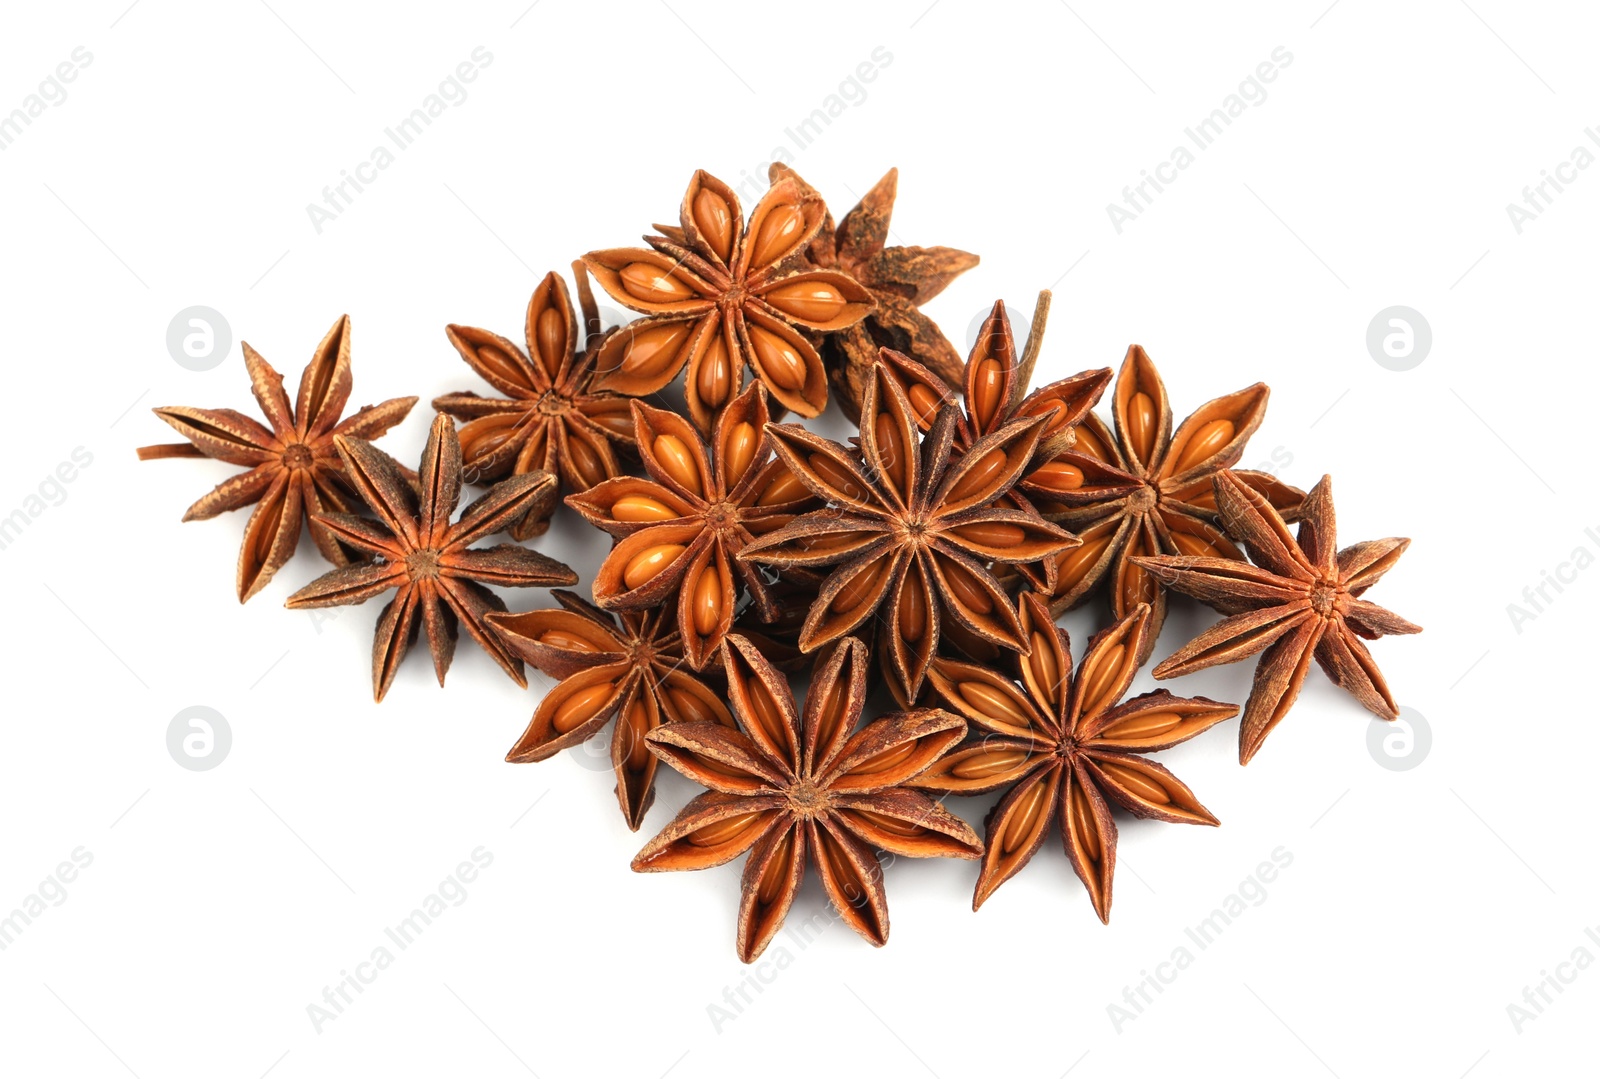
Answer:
433;267;636;541
770;163;979;422
739;356;1080;704
916;595;1235;920
488;590;735;830
877;293;1112;591
137;315;416;602
582;169;875;433
633;634;982;963
566;382;818;670
1135;472;1421;764
285;413;576;701
1023;344;1304;664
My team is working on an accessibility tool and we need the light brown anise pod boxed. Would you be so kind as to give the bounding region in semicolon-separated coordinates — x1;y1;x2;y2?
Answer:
877;293;1112;590
433;267;635;541
739;355;1080;703
488;590;735;830
566;382;818;670
916;596;1236;920
285;413;576;701
1136;472;1421;764
582;169;875;432
634;635;982;963
770;163;978;421
137;315;417;601
1023;344;1304;664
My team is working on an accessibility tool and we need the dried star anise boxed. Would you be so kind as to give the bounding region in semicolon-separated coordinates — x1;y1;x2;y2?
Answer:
285;413;576;701
770;163;979;421
876;293;1112;591
1135;472;1421;764
915;596;1235;920
433;267;636;540
566;382;818;670
1022;344;1304;664
633;635;982;963
488;590;735;830
582;169;875;432
137;315;416;602
739;356;1079;704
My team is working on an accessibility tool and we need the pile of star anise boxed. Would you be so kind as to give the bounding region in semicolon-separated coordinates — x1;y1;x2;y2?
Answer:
140;166;1419;963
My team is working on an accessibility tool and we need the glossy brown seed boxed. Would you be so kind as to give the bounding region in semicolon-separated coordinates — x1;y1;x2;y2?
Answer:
722;421;759;488
755;469;808;507
1070;779;1102;862
1098;759;1170;804
694;188;734;262
957;681;1032;729
951;521;1026;548
1126;391;1157;462
849;809;924;837
972;358;1004;430
586;408;636;438
1170;530;1227;558
763;280;847;323
741;674;788;750
907;383;942;426
1170;419;1234;474
566;435;605;488
1001;772;1051;853
472;342;524;386
692;567;722;636
459;413;524;461
943;560;994;615
534;307;564;376
689;810;767;848
1023;398;1070;434
948;448;1008;501
1030;460;1085;493
612;494;679;523
811;678;849;756
1027;631;1059;695
850;739;918;778
1078;643;1127;719
757;829;795;904
618;322;693;378
652;434;703;495
535;629;600;652
1099;710;1182;741
623;544;686;589
552;682;615;734
830;559;887;614
897;576;928;642
668;686;719;726
620;262;696;303
621;698;653;770
875;413;905;493
1055;528;1114;589
749;204;804;268
810;454;865;501
749;324;807;391
952;747;1031;780
696;332;733;408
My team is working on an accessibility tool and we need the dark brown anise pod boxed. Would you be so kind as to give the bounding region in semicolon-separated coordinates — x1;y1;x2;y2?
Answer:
582;169;875;433
566;382;818;670
634;635;982;963
1023;344;1305;664
433;266;636;541
137;315;416;602
1136;472;1421;764
285;413;576;701
739;356;1079;703
916;596;1235;920
488;590;735;830
877;293;1112;591
770;163;979;422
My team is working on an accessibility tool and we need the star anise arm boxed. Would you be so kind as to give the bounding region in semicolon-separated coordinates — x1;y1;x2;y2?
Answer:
504;664;632;762
415;414;463;540
241;342;295;435
176;463;279;522
1316;625;1400;720
286;561;404;608
433;577;525;688
1154;382;1269;483
372;588;421;703
1131;554;1306;612
1338;537;1414;594
300;476;356;566
144;407;280;466
811;819;890;948
328;395;418;441
646;721;790;794
332;435;420;545
830;789;982;860
633;791;787;873
820;709;968;792
1344;598;1423;638
236;471;303;602
415;580;458;686
737;821;806;962
1149;603;1313;679
444;545;578;588
450;470;560;547
1081;690;1239;752
1212;470;1314;581
1084;753;1218;826
973;763;1062;910
1060;762;1118;923
313;511;399;558
796;547;903;650
1237;617;1327;764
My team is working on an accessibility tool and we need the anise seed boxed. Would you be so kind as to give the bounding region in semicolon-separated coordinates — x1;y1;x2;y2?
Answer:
623;543;686;589
652;434;703;495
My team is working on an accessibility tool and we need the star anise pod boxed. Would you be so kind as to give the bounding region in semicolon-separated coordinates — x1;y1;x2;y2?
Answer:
488;590;735;830
876;293;1112;590
738;357;1080;703
137;315;416;602
1022;344;1304;664
566;382;818;670
433;266;636;540
769;163;978;422
285;413;576;701
582;169;875;432
633;635;982;963
1134;472;1421;764
915;596;1235;919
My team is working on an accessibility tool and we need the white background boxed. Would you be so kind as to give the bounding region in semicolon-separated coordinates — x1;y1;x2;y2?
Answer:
0;1;1592;1076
